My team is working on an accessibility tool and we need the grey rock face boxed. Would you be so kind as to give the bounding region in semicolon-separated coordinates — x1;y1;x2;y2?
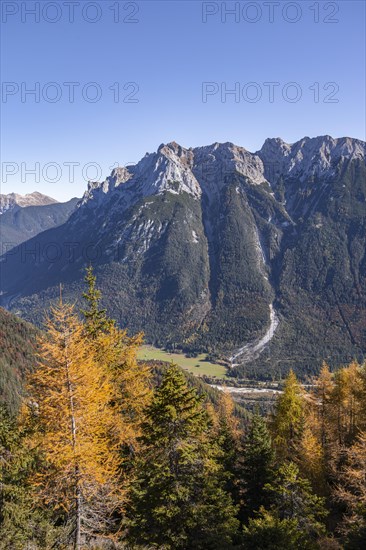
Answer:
1;136;365;378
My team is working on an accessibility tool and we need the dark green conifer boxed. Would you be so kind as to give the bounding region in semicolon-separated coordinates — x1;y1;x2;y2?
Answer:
265;461;327;539
0;405;57;549
125;365;239;549
80;266;114;337
242;508;306;550
241;411;275;519
243;461;327;549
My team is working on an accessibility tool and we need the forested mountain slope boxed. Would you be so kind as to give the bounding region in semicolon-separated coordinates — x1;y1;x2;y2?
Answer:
0;307;38;413
0;197;79;251
1;136;365;378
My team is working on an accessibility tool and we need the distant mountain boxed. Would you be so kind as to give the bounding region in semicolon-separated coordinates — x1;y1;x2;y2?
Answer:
0;191;57;214
0;196;79;252
0;136;365;378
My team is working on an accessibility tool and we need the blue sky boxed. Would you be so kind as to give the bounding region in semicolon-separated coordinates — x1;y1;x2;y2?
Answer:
1;0;365;201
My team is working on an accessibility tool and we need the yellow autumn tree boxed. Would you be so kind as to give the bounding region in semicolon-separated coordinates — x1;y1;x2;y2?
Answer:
314;362;334;450
358;362;366;431
25;301;140;548
330;361;361;448
340;361;363;443
94;327;151;450
271;369;305;461
292;364;333;491
296;415;324;490
335;430;366;544
218;391;242;438
81;266;152;450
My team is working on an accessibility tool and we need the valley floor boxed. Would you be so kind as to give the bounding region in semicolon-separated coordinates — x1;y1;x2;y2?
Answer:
137;345;228;378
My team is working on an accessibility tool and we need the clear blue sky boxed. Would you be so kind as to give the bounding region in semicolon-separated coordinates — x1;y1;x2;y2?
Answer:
1;0;365;201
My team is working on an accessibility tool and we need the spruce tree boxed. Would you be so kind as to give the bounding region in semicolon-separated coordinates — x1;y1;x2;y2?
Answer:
125;365;239;549
81;266;114;337
265;461;327;540
242;508;305;550
243;462;327;549
210;391;243;511
0;405;57;549
241;411;275;519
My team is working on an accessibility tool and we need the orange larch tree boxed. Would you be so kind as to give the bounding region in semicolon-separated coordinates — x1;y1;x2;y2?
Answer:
25;301;141;548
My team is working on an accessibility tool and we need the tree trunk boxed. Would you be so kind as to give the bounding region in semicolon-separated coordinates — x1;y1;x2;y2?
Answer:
64;327;81;549
75;468;81;549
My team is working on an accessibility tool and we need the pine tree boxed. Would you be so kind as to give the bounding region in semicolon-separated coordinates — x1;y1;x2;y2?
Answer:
125;365;239;549
25;302;128;548
243;462;327;549
271;369;305;461
241;411;275;519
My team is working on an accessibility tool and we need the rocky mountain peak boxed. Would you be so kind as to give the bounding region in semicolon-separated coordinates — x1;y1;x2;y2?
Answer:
109;166;133;186
0;191;58;215
78;136;365;210
192;142;266;192
1;134;366;377
158;141;186;155
139;144;200;197
258;135;365;184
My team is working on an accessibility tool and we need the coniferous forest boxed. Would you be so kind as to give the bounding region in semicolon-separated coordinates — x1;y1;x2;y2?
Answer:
1;270;366;549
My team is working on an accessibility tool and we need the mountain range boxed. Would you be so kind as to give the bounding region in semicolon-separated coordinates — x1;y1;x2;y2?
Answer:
0;136;365;379
0;191;57;214
0;192;79;252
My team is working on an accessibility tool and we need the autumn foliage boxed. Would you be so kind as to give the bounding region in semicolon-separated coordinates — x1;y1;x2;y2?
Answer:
26;303;127;542
0;270;365;548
